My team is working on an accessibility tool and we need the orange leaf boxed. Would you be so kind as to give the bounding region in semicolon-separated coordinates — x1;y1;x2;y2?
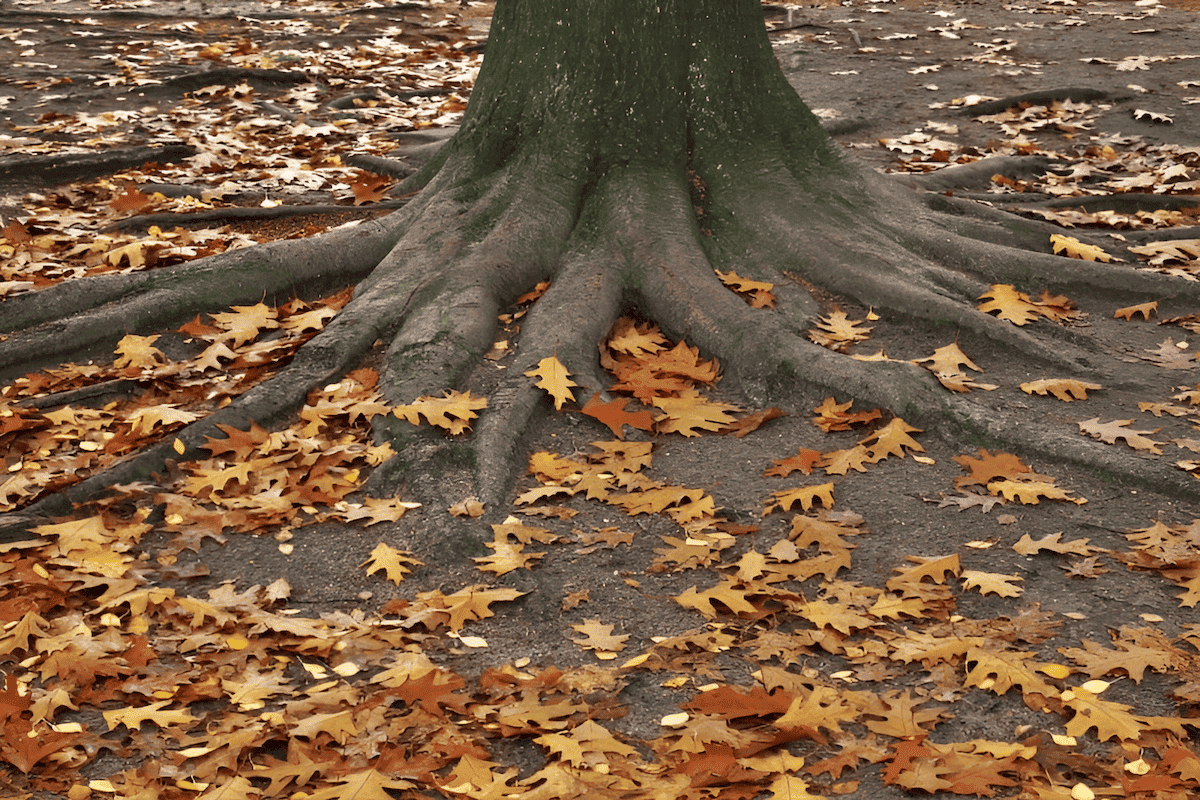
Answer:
764;482;835;515
579;393;655;438
1115;301;1158;321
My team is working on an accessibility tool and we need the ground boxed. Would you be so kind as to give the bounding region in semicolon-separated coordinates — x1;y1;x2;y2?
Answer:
3;1;1200;799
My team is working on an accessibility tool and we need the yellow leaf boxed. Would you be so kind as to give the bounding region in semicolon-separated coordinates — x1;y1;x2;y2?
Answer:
652;389;740;436
209;302;279;347
103;700;197;731
394;390;488;434
977;284;1042;326
525;355;578;410
1050;234;1121;263
1020;378;1101;402
808;309;872;351
113;334;165;369
961;570;1024;597
361;542;423;584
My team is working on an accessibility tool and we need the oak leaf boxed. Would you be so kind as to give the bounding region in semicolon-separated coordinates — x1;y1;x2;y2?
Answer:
210;302;279;347
914;342;997;391
570;619;630;654
1078;418;1164;454
526;355;578;410
361;542;423;583
1013;532;1098;557
886;554;960;592
716;268;776;308
1058;637;1174;683
306;769;415;800
812;397;882;432
953;448;1033;489
1020;378;1102;401
764;482;835;515
1114;301;1158;320
1062;687;1149;741
474;538;545;576
126;404;200;436
348;172;392;205
765;775;828;800
579;393;654;438
988;478;1085;505
103;700;197;731
340;497;421;525
393;390;487;434
722;406;786;437
862;690;944;738
808;309;872;351
964;647;1062;701
961;570;1024;597
113;333;166;369
652;389;740;436
765;448;824;477
606;316;668;356
675;580;761;618
858;418;924;461
976;284;1044;326
1142;338;1197;369
1050;233;1120;262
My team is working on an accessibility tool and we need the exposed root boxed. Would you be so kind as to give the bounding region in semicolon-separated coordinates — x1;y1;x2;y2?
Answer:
0;143;196;190
4;75;1199;536
102;200;407;235
0;214;403;377
896;154;1064;193
0;288;394;538
954;87;1115;117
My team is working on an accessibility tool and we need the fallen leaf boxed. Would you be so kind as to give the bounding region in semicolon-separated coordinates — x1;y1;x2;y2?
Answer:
1078;418;1165;454
1050;234;1121;262
1020;378;1101;402
961;570;1024;597
526;355;578;410
1115;301;1158;321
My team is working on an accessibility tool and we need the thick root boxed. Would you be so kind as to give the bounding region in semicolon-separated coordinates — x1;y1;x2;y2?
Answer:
0;215;404;377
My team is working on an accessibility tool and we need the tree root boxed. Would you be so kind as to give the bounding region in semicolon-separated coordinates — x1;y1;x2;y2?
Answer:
0;143;196;190
0;214;407;378
6;109;1200;540
896;155;1064;194
955;87;1117;117
101;200;407;235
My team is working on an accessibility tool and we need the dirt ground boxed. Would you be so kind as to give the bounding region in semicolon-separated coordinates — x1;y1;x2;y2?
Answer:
3;1;1200;798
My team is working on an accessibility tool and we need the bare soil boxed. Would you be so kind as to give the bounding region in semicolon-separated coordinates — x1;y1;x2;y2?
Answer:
3;1;1200;798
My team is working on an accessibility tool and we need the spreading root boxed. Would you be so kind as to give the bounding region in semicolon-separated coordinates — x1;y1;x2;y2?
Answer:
4;139;1200;536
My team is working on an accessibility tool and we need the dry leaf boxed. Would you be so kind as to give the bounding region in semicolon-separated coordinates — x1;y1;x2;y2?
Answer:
526;355;579;410
1114;301;1158;321
1050;234;1120;263
1020;378;1101;402
1078;418;1165;454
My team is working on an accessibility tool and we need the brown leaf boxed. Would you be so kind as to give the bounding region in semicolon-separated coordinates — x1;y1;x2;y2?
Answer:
764;482;835;515
579;393;654;438
570;619;630;655
808;309;872;350
1078;418;1165;454
1019;378;1101;401
1115;301;1158;320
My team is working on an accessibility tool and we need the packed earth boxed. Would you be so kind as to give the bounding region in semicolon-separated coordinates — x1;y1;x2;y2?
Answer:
3;1;1200;799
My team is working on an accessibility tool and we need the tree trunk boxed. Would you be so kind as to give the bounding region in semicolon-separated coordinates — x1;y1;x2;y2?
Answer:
423;0;837;191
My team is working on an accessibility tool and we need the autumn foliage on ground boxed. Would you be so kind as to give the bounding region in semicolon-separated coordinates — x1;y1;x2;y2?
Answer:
5;1;1200;800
